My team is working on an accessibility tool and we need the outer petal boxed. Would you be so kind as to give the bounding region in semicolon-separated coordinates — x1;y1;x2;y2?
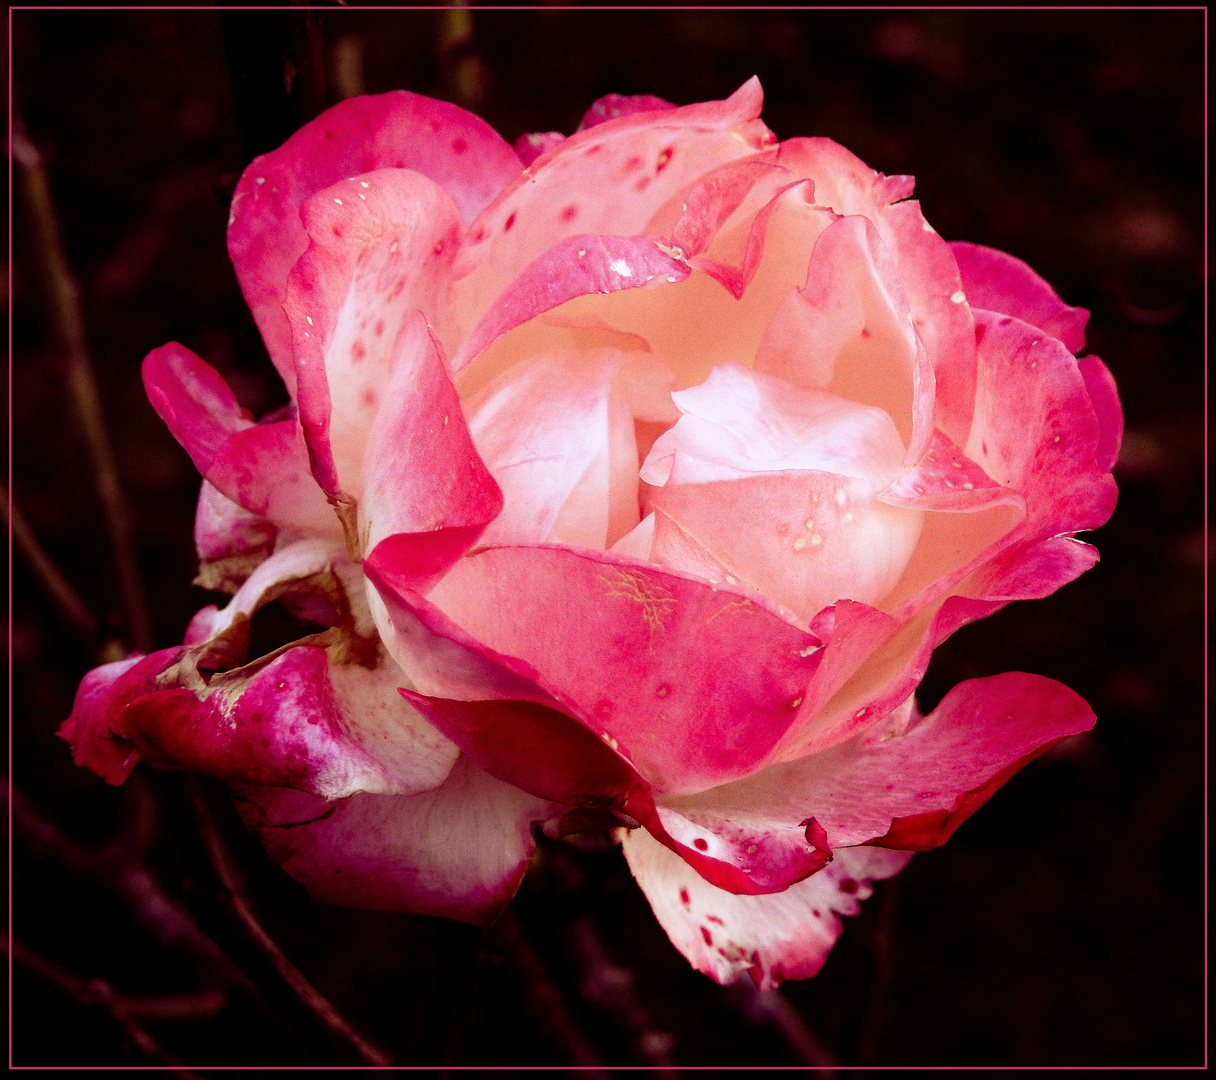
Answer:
448;78;774;347
577;92;676;130
143;343;339;540
284;169;465;501
662;672;1095;857
227;92;521;390
1076;355;1124;473
425;546;824;796
951;241;1089;354
621;829;910;990
233;755;555;927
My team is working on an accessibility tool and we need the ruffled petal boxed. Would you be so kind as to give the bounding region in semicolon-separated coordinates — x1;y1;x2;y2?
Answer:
951;241;1089;354
754;214;933;459
227;92;521;391
448;78;774;347
233;755;555;926
621;828;909;989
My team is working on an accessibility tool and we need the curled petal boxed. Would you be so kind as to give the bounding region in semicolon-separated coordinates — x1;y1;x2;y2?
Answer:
425;546;824;796
622;828;909;989
193;481;277;594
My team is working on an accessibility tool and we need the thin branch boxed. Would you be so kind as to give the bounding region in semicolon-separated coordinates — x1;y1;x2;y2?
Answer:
729;977;838;1073
567;916;679;1074
495;910;614;1078
12;115;155;654
3;482;98;637
5;934;209;1078
187;779;392;1067
9;783;244;989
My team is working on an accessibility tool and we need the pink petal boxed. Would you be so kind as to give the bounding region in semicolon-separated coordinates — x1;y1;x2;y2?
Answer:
425;546;823;796
757;139;976;448
1077;355;1124;473
359;312;502;585
755;215;934;460
642;363;907;488
284;169;465;501
143;343;339;539
58;651;181;785
878;428;1010;512
965;311;1117;533
651;473;922;622
233;755;555;926
621;828;909;989
577;92;676;130
669;160;795;263
951;241;1090;354
514;130;565;167
451;234;690;376
449;78;773;346
665;672;1094;862
193;480;277;594
227;92;521;391
465;350;639;549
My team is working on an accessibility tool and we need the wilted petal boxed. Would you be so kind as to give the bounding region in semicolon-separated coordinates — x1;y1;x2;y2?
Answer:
193;480;277;594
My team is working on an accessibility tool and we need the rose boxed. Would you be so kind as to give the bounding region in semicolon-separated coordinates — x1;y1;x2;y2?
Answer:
60;78;1121;989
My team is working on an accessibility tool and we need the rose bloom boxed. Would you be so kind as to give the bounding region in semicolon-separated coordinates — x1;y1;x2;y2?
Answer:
62;79;1121;989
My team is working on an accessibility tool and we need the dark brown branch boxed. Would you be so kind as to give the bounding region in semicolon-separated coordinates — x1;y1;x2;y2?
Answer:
567;916;679;1074
186;778;392;1067
495;910;613;1077
4;483;99;638
729;977;838;1073
5;934;210;1078
12;117;155;655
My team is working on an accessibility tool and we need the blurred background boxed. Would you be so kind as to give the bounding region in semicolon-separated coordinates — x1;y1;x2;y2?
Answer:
10;6;1205;1069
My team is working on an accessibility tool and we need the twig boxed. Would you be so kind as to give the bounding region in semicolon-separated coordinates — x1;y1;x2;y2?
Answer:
12;115;155;654
9;783;244;989
3;483;98;638
567;916;680;1074
5;934;209;1078
186;778;392;1067
729;978;838;1073
856;878;900;1066
495;910;613;1077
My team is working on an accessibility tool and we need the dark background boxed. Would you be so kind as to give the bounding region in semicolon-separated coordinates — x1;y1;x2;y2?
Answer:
10;7;1205;1069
